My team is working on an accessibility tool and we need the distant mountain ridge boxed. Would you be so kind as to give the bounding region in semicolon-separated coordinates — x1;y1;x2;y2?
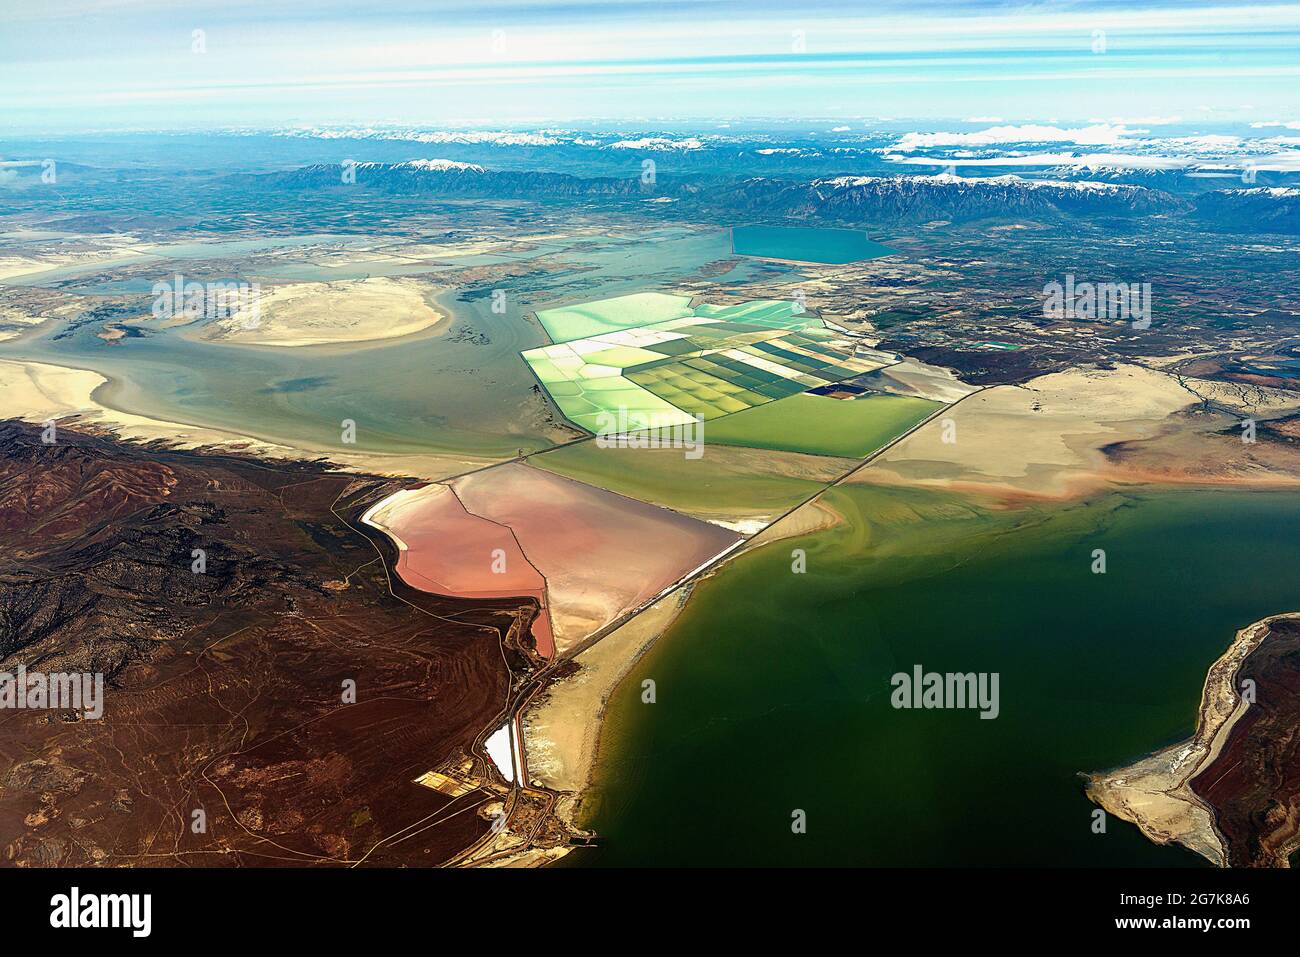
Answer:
712;173;1177;221
241;161;1300;232
255;161;672;200
1192;187;1300;233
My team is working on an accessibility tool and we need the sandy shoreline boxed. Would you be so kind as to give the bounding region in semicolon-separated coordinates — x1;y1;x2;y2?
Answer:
1084;613;1300;866
850;363;1300;502
194;276;450;348
848;364;1199;498
524;586;694;796
0;357;495;482
512;485;849;864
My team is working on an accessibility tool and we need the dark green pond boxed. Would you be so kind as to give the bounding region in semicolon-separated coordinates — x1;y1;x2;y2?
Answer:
580;484;1300;866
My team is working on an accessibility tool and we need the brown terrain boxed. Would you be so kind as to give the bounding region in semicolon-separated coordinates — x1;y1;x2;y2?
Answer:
1190;616;1300;868
0;420;544;867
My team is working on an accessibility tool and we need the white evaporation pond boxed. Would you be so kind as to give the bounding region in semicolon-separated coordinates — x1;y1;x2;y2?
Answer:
484;721;516;783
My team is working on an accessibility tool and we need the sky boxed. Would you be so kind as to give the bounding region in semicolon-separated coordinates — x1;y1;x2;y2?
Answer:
2;0;1298;133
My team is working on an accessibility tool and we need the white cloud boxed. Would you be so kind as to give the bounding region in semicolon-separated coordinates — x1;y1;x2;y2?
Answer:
892;123;1140;152
1107;115;1183;125
606;136;705;151
1152;134;1244;153
277;127;561;146
883;148;1300;172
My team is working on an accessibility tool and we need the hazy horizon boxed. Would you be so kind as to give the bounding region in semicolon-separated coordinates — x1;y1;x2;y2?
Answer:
3;0;1298;134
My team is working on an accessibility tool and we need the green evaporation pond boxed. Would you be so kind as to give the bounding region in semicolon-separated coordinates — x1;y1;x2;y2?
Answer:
535;292;694;343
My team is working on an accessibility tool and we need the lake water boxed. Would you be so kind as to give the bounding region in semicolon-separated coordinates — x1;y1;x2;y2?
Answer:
579;484;1300;866
0;227;756;459
731;225;896;264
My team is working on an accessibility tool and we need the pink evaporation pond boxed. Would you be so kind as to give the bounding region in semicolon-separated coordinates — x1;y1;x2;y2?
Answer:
450;463;742;655
368;484;555;659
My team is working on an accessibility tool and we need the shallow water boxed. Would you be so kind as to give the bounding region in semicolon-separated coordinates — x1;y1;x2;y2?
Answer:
3;235;369;288
0;227;748;459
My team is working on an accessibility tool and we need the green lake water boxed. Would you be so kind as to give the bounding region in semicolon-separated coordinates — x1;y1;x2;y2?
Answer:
579;484;1300;866
731;225;896;264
